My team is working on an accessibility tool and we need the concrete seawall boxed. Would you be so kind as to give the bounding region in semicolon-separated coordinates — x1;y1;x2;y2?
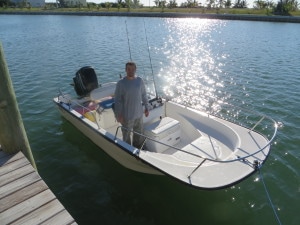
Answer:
1;11;300;23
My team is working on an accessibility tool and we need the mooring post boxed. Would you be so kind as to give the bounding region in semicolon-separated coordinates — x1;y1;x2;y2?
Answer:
0;42;36;169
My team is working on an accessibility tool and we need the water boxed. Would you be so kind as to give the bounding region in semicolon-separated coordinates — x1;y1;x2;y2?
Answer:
1;15;300;225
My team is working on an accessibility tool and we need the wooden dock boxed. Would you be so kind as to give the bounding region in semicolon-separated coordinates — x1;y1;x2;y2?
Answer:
0;150;77;225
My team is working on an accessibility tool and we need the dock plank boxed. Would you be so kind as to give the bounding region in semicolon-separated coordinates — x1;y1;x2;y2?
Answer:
0;156;29;176
0;150;77;224
0;171;41;199
0;164;34;187
10;199;66;225
0;151;24;168
0;189;56;224
40;209;76;225
0;151;26;163
0;179;48;212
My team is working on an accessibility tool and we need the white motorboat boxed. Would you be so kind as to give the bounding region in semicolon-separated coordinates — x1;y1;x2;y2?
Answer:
53;66;278;190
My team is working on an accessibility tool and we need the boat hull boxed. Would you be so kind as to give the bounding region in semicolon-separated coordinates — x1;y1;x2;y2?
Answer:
53;82;277;190
55;101;162;175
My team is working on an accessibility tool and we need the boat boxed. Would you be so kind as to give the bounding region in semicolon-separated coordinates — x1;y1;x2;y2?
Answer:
53;66;278;190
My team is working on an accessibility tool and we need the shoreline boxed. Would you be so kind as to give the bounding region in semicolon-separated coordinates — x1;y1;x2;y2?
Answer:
1;11;300;23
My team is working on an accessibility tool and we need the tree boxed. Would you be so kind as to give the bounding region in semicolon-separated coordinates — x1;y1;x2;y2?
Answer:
274;0;299;14
168;0;178;8
0;0;11;7
105;1;112;10
224;0;232;7
125;0;131;10
57;0;67;7
132;0;141;8
233;0;248;8
217;0;225;7
253;0;274;9
206;0;215;8
160;0;167;7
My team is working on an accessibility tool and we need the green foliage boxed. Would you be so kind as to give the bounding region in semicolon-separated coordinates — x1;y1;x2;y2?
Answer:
253;0;274;9
233;0;248;8
225;0;232;8
168;0;178;8
58;0;67;8
0;0;14;7
273;0;299;15
1;0;299;16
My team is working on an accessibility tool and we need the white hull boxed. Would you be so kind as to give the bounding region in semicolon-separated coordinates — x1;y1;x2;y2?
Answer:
54;82;277;189
57;103;162;175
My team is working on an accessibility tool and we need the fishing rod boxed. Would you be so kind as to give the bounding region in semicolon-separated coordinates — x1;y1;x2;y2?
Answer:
125;20;132;61
143;20;158;99
124;21;146;78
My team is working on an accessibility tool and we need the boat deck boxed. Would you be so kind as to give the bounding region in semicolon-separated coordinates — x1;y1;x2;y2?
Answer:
0;150;77;225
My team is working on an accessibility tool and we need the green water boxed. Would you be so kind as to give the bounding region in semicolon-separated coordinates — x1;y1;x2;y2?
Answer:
0;15;299;225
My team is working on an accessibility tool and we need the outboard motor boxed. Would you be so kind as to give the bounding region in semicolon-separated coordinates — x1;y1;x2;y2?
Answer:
73;66;98;97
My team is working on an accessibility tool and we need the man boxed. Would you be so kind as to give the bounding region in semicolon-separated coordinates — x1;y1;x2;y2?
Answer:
114;61;149;148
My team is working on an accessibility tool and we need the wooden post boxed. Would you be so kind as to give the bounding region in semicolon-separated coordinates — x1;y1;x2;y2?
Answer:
0;42;36;169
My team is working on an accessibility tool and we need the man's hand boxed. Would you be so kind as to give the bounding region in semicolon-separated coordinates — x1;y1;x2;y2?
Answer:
117;115;124;124
144;109;149;117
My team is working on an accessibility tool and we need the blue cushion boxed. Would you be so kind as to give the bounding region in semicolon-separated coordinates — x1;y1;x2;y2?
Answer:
99;98;114;109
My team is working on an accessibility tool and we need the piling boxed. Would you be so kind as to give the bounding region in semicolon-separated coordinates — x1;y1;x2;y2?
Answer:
0;42;76;224
0;42;36;169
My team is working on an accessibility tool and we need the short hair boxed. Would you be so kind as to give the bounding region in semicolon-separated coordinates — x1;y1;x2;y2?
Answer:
126;61;136;69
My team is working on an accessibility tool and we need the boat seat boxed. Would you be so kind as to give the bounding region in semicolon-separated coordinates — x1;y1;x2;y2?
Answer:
99;98;115;110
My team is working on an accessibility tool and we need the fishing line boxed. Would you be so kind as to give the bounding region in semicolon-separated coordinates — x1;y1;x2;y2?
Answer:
258;167;283;225
143;19;158;98
124;21;147;79
125;20;132;61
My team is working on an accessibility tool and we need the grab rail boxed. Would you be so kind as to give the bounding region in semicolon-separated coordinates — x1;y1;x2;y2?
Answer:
112;100;279;179
57;93;100;128
114;126;199;156
208;102;279;148
182;101;279;177
57;92;279;177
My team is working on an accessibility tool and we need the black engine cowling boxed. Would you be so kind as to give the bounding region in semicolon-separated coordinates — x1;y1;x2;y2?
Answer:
73;66;98;97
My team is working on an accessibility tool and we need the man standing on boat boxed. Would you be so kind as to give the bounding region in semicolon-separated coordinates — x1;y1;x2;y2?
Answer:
114;61;149;148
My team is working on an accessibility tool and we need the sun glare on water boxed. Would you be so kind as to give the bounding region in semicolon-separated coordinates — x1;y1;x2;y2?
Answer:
156;18;229;113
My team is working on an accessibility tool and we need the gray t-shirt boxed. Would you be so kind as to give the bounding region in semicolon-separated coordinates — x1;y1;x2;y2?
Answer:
114;76;148;121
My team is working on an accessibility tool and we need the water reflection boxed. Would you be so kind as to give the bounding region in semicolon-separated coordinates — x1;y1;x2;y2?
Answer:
155;18;229;112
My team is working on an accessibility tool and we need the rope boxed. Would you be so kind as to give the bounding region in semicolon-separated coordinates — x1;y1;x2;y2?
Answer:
258;167;283;225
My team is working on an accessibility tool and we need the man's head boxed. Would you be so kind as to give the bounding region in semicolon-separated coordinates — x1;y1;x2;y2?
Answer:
125;61;136;78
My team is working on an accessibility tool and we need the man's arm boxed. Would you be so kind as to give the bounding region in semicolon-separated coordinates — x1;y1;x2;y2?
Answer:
114;81;123;122
140;78;149;117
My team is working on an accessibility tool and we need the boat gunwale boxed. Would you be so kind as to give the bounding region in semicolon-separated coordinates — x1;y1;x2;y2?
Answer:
164;101;277;164
54;95;277;165
53;97;167;173
53;95;277;190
